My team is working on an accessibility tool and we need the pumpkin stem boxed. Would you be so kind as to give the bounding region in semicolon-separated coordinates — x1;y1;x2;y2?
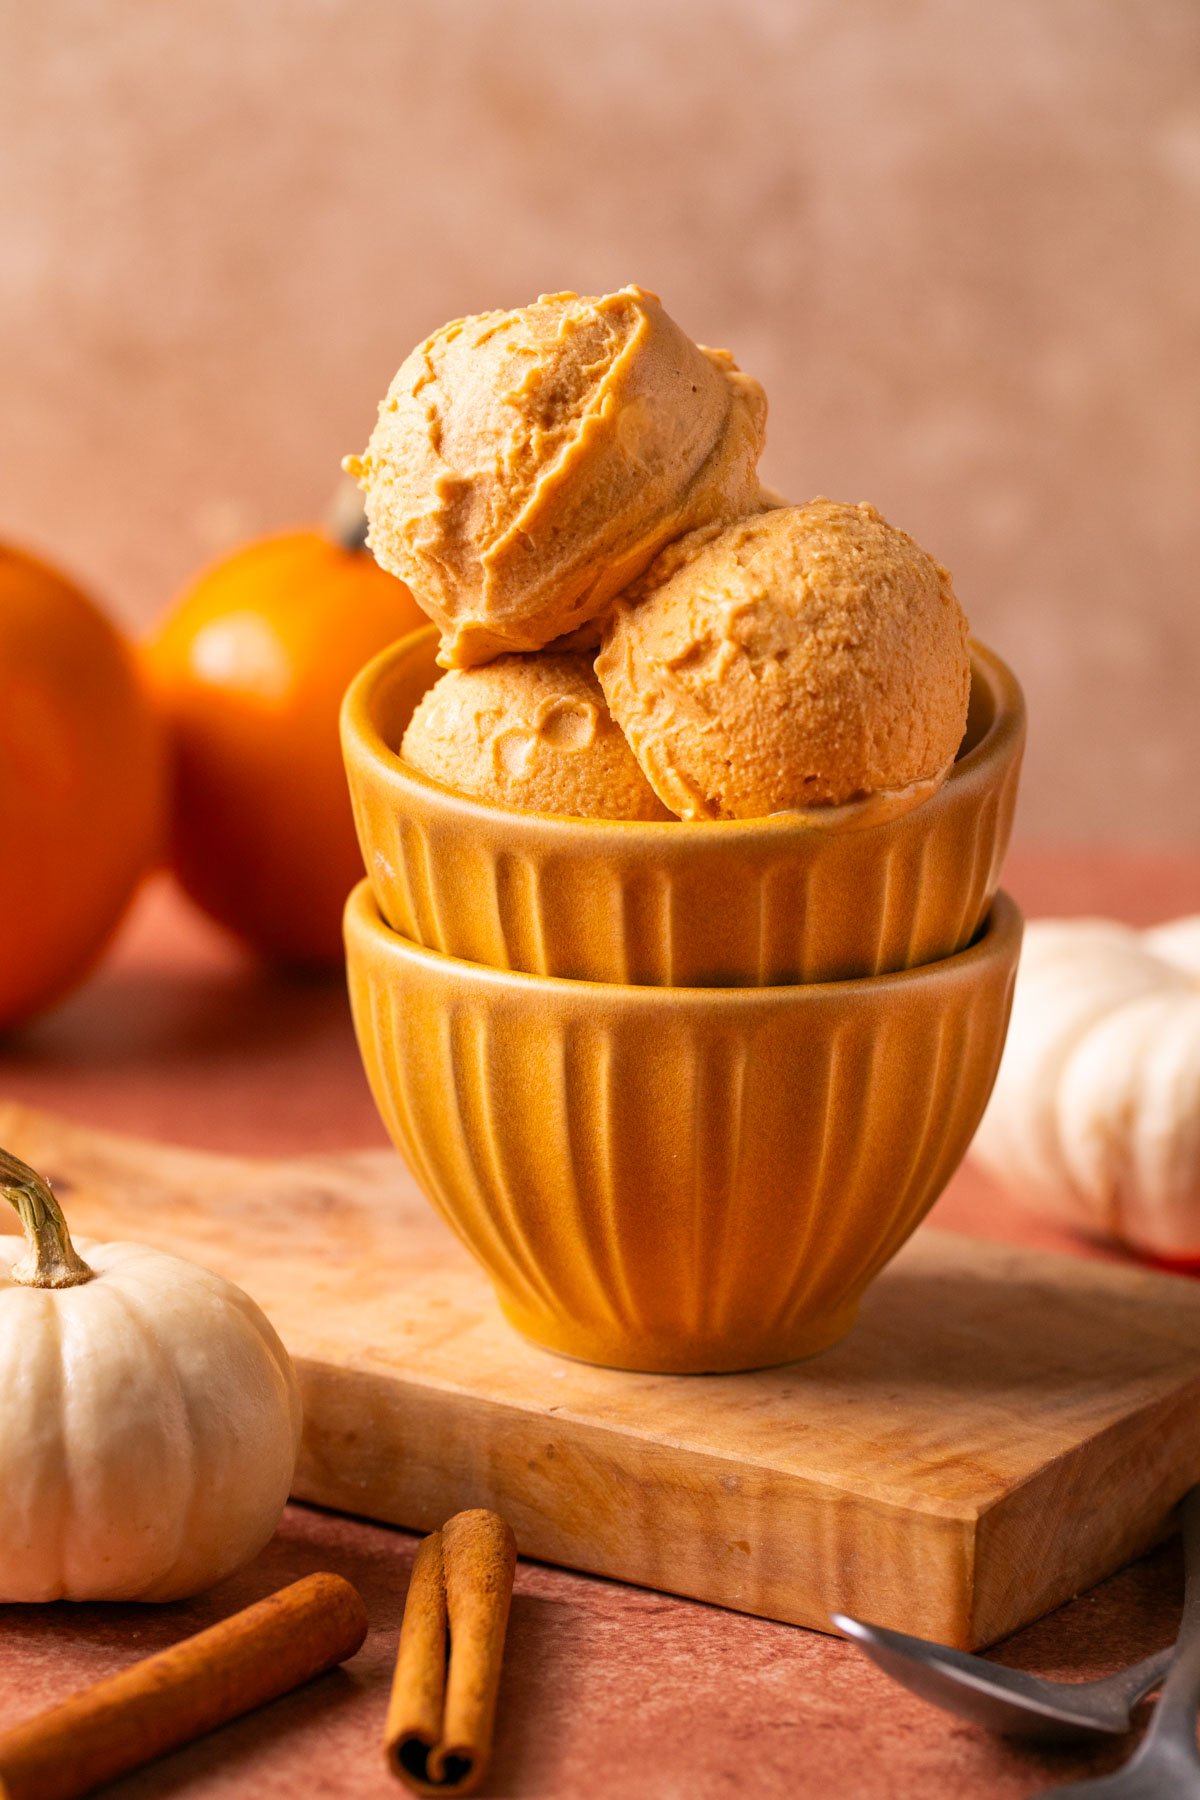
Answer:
325;477;371;554
0;1147;95;1288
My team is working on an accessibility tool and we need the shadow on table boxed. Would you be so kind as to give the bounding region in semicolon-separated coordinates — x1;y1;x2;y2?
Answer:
0;878;382;1153
101;1665;364;1800
486;1588;596;1798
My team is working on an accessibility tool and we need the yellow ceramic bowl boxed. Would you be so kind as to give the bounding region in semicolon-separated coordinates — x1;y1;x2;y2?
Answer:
346;880;1022;1373
343;628;1023;988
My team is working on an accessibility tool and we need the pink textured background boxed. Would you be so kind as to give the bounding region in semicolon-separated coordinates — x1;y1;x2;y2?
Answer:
2;0;1199;843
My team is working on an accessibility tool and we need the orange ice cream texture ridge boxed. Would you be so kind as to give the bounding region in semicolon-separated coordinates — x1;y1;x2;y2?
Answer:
400;651;671;821
595;498;972;822
345;286;768;668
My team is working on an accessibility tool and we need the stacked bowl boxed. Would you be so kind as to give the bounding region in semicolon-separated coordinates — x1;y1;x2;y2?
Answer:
342;626;1025;1373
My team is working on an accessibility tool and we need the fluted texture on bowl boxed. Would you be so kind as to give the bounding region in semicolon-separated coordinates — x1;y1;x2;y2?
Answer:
346;883;1022;1372
343;629;1023;987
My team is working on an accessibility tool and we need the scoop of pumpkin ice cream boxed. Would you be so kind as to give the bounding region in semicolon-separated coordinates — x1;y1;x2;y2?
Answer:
346;286;767;669
595;499;971;822
401;651;671;821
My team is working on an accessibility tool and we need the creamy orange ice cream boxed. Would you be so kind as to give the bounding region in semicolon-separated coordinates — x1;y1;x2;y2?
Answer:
401;651;671;821
595;499;971;821
346;287;767;669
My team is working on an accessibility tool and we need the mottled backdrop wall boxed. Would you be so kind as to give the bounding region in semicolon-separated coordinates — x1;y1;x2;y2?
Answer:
2;0;1198;841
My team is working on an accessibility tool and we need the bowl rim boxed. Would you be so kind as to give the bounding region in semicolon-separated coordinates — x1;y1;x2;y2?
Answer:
345;880;1022;1004
342;627;1026;843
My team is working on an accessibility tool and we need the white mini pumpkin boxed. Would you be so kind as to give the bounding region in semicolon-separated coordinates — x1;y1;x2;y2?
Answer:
0;1147;302;1602
972;915;1200;1258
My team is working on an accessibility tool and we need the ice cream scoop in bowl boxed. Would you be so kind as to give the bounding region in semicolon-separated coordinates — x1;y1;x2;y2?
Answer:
342;625;1023;988
345;881;1022;1373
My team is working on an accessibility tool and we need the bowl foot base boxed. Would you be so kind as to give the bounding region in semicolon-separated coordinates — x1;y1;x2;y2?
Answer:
495;1297;860;1374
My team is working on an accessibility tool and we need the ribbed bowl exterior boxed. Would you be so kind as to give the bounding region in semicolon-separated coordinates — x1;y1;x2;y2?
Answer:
342;631;1024;988
345;883;1022;1372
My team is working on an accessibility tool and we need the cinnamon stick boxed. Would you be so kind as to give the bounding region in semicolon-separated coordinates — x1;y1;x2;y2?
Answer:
386;1509;518;1795
0;1571;368;1800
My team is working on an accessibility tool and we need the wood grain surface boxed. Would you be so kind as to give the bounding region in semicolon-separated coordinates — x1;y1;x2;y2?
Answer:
4;1102;1199;1651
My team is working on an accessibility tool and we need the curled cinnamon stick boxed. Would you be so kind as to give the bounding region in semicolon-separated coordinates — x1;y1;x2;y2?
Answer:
386;1509;518;1796
0;1571;367;1800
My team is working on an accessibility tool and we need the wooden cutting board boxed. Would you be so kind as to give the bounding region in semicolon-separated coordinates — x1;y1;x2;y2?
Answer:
3;1102;1199;1651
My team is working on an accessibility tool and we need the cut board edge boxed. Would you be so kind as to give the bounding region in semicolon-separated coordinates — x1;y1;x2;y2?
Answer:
289;1353;1190;1650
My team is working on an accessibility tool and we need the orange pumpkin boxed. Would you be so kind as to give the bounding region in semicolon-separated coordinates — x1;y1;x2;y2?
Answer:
145;501;425;968
0;546;163;1027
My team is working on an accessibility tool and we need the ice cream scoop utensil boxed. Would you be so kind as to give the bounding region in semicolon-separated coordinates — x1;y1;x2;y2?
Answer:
1028;1487;1200;1794
833;1613;1169;1745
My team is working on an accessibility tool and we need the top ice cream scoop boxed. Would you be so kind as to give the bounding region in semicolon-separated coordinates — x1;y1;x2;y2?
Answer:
595;499;972;822
346;287;767;668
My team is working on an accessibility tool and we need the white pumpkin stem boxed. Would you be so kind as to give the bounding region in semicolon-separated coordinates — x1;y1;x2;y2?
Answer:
325;476;370;553
0;1147;95;1288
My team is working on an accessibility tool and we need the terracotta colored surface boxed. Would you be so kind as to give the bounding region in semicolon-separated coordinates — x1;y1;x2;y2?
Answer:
0;1504;1180;1800
1;845;1194;1169
0;849;1196;1795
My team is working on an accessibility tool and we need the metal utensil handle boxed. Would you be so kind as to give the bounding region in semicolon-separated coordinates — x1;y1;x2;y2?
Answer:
1140;1488;1200;1753
1103;1646;1173;1711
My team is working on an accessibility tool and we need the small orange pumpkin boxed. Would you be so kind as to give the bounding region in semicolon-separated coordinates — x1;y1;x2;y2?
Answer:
145;492;426;968
0;546;163;1027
